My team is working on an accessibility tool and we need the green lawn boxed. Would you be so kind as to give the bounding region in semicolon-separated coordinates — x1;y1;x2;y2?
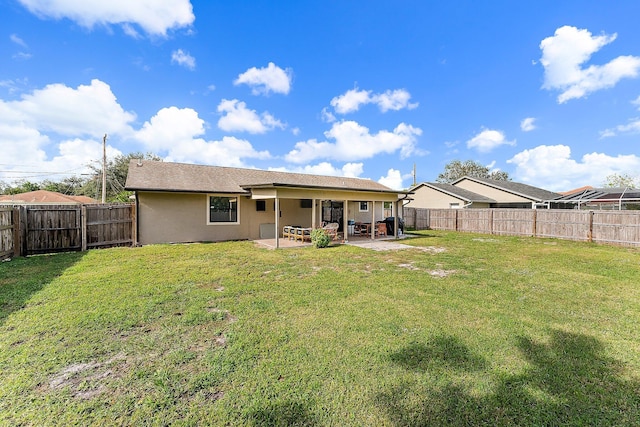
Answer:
1;231;639;426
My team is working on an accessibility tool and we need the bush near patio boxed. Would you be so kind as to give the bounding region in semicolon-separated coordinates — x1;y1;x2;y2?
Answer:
1;231;639;426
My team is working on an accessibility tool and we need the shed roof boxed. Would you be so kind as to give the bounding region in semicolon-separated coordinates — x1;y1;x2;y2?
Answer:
453;176;560;202
411;182;496;203
125;160;403;195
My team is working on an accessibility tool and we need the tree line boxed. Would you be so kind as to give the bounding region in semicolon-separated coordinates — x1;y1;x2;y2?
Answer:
0;153;160;202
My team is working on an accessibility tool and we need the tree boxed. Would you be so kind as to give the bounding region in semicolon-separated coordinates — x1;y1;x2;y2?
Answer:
603;173;639;189
0;180;41;195
83;152;161;202
436;160;511;183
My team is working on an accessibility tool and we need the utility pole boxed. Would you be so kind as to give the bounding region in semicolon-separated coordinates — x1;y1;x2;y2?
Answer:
102;134;107;203
412;163;417;187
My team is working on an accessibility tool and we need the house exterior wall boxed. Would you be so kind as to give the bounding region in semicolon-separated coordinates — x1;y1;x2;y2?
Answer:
406;186;472;209
454;179;533;204
136;189;400;245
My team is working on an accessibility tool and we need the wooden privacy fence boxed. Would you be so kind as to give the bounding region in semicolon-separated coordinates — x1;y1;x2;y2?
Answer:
0;204;135;259
403;207;640;247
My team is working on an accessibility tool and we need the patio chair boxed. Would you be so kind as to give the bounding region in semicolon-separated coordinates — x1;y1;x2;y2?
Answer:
375;222;387;237
322;222;339;240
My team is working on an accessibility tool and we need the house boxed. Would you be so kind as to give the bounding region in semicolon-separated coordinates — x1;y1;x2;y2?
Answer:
451;176;560;209
406;182;495;209
552;187;640;210
124;160;409;247
0;190;98;205
406;176;560;209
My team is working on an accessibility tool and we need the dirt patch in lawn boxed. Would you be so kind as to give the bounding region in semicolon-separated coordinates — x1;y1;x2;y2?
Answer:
45;353;128;399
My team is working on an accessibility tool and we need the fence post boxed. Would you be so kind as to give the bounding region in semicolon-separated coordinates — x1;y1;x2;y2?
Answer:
588;211;594;242
455;209;459;231
488;209;494;235
18;206;27;257
131;203;137;246
532;209;537;237
81;204;87;251
11;207;21;257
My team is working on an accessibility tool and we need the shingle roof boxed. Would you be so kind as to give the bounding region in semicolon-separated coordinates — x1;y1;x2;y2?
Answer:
453;176;560;202
0;190;98;204
125;160;401;194
411;182;496;203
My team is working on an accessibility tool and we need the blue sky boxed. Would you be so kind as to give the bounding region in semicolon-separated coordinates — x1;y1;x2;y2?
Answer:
1;0;640;191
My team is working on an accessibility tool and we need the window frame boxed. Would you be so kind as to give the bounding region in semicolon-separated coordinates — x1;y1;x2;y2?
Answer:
359;201;369;212
207;194;240;225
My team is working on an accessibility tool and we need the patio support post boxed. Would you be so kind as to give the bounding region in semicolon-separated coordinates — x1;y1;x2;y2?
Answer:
343;199;349;242
371;200;375;240
275;197;280;249
311;198;317;229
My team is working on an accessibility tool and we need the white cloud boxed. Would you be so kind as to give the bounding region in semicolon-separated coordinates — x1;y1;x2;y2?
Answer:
6;79;136;137
234;62;292;95
508;144;640;191
271;162;364;178
17;0;194;36
466;129;515;153
217;99;285;134
10;34;28;48
374;89;419;112
136;106;204;150
136;106;270;167
329;87;418;114
600;96;640;137
285;120;423;163
321;107;336;123
378;169;404;190
520;117;536;132
164;136;271;167
540;26;640;103
330;88;372;114
171;49;195;70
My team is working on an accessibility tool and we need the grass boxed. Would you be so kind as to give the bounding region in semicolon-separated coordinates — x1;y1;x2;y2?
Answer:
1;231;639;426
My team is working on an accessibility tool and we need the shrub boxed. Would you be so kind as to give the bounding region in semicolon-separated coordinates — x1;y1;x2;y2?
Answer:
310;228;331;248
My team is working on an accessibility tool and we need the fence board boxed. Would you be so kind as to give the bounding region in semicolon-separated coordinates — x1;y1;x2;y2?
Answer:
592;211;640;246
405;207;640;247
535;210;592;242
0;208;14;259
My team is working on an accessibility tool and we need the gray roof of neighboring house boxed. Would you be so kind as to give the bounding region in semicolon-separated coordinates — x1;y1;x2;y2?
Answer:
453;176;560;202
125;160;403;194
411;182;496;203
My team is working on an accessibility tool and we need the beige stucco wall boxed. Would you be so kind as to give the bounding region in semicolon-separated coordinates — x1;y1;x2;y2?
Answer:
136;188;403;245
406;186;466;209
454;179;532;204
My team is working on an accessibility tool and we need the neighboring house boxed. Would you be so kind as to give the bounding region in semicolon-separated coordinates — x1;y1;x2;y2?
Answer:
124;160;409;247
0;190;98;205
552;187;640;210
451;176;560;209
406;182;495;209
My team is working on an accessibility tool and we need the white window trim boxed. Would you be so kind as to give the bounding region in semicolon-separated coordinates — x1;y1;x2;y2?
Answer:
207;194;240;225
359;201;369;212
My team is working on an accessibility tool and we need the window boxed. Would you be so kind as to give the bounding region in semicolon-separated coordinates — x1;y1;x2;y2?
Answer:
300;199;313;208
208;196;239;224
256;200;266;211
359;201;369;212
449;203;460;209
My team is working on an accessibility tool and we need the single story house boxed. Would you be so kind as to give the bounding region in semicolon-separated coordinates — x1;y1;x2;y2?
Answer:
124;160;409;247
451;176;560;209
406;182;495;209
406;176;560;209
0;190;98;205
